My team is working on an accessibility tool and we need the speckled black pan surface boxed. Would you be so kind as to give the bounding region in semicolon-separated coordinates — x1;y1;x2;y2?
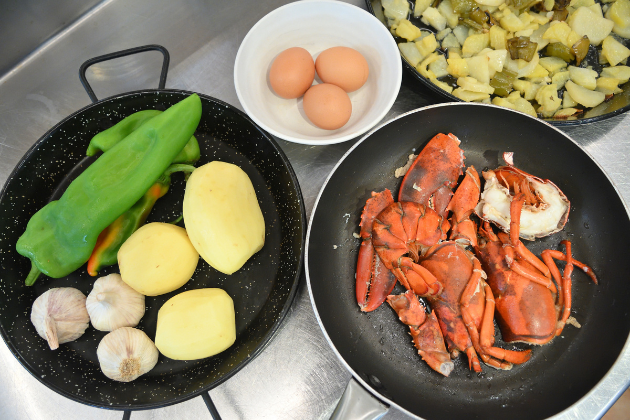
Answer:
307;103;630;420
0;90;305;409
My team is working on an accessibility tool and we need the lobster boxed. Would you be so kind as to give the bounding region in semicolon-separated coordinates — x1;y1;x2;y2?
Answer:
357;133;533;375
476;190;598;346
355;133;596;376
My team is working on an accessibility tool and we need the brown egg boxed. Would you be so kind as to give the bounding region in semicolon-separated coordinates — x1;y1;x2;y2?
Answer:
315;47;369;92
303;83;352;130
269;47;315;99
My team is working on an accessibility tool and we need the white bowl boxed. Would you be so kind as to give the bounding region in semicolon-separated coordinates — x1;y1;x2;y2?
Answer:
234;0;402;145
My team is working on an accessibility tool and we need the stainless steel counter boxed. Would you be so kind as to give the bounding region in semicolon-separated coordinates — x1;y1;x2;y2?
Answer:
0;1;628;419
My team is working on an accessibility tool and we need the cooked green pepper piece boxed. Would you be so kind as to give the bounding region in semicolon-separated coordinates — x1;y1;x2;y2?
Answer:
462;17;484;31
552;8;569;21
507;37;539;61
545;42;575;62
86;164;196;276
571;36;590;66
470;8;489;26
17;94;202;286
451;0;477;14
87;110;200;164
490;69;518;97
512;0;536;9
554;0;571;10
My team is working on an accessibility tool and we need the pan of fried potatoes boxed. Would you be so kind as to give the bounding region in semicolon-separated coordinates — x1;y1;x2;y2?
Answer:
366;0;630;124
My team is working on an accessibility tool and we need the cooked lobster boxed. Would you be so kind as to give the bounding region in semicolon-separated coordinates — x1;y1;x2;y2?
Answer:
354;132;596;376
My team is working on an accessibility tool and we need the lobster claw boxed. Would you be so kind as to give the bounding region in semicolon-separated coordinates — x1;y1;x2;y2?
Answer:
356;190;396;312
398;133;465;216
387;291;454;376
447;166;481;247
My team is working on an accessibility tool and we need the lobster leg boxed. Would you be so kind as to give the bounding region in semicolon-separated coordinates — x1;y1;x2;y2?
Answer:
395;257;443;297
541;241;577;336
388;291;454;377
356;190;396;312
460;259;532;370
504;194;557;293
478;282;531;365
541;249;598;285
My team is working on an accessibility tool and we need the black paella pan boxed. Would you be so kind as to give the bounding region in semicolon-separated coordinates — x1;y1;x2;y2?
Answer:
0;45;305;412
306;103;630;420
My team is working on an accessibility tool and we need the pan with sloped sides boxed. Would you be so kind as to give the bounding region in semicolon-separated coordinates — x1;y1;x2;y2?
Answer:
0;89;304;410
307;103;630;420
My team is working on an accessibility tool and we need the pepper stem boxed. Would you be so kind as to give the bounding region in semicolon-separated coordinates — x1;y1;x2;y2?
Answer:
25;262;42;286
163;164;196;177
157;164;197;185
169;214;184;225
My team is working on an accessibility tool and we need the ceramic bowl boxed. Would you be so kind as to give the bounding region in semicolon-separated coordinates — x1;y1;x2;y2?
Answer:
234;0;402;145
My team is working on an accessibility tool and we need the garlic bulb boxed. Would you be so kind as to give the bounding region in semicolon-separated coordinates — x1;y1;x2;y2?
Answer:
86;273;145;331
97;327;158;382
30;287;90;350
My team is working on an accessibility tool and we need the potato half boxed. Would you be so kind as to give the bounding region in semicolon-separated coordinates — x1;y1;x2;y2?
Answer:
155;288;236;360
118;222;199;296
183;161;265;275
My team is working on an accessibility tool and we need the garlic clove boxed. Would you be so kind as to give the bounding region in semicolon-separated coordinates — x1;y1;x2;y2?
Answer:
86;273;145;331
30;287;90;350
97;327;158;382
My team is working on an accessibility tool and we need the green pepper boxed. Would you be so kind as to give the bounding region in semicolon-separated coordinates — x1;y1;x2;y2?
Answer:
87;110;201;164
571;36;590;66
451;0;477;14
507;37;538;61
86;164;195;276
512;0;536;9
16;94;202;286
84;110;202;277
490;69;518;97
545;42;575;62
462;17;484;31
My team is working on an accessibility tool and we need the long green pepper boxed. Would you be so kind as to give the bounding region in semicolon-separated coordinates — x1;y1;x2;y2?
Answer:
86;163;196;276
87;109;201;164
16;94;202;285
84;110;201;276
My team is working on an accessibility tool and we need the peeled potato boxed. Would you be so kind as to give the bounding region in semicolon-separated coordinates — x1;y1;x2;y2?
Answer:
183;161;265;275
118;222;199;296
154;288;236;360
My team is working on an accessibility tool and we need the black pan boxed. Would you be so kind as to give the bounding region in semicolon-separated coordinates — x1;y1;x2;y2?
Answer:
306;103;630;420
365;0;630;127
0;46;304;411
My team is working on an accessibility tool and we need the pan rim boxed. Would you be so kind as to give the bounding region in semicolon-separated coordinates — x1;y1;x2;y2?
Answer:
0;88;306;411
305;101;630;419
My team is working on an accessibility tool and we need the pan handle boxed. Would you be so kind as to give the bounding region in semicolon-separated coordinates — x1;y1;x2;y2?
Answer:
78;44;170;103
202;392;223;419
331;379;389;420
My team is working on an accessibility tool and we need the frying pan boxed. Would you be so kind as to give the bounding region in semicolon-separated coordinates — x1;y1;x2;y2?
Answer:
364;0;630;127
0;45;305;413
306;103;630;420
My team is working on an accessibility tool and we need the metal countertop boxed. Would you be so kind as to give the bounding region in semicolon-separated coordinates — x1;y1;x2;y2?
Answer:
0;0;628;419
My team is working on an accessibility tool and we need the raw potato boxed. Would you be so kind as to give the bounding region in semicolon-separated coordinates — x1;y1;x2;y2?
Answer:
118;223;199;296
183;161;265;275
155;289;236;360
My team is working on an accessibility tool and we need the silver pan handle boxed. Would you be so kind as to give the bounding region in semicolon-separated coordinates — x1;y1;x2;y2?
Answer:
331;379;388;420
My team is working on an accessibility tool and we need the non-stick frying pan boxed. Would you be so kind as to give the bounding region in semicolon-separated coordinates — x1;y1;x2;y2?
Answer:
0;46;304;413
306;103;630;420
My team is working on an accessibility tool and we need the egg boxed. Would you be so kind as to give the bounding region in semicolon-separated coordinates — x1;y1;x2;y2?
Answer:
302;83;352;130
269;47;315;99
315;47;369;92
